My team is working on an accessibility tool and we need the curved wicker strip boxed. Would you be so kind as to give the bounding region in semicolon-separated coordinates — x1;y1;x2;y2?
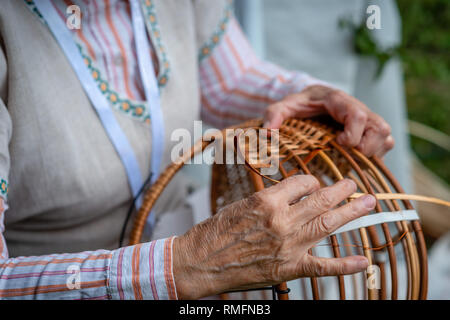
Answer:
130;117;446;300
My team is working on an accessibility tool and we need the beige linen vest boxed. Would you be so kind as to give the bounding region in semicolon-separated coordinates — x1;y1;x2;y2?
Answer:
0;0;228;256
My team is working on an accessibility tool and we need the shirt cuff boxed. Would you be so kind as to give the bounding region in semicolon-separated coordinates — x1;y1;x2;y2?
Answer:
107;237;178;300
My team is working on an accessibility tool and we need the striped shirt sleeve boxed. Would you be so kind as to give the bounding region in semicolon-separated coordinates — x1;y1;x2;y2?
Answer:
0;201;177;300
199;17;330;128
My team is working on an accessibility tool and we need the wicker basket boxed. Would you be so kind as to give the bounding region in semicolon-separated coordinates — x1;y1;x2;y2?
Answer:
128;117;446;300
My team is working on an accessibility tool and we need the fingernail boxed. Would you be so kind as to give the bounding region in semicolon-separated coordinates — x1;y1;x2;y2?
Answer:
362;195;376;209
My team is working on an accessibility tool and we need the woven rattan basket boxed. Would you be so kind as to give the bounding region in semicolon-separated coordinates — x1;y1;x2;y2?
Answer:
129;117;449;300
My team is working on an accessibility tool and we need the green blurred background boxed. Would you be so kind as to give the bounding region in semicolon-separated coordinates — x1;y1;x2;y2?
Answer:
397;0;450;185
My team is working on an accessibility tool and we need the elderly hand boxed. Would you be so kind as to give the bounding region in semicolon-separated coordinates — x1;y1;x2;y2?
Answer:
173;175;376;299
263;85;394;158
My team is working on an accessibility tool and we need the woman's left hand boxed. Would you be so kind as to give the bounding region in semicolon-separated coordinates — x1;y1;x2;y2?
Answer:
263;85;395;158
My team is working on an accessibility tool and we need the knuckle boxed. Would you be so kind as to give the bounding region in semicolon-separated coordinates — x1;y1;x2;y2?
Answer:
262;196;280;213
291;174;320;191
378;121;392;136
328;89;345;104
252;192;283;219
345;134;359;147
354;109;368;122
315;260;329;276
244;193;263;209
317;215;334;235
240;193;287;234
386;136;395;150
270;217;288;236
301;260;317;277
313;189;333;209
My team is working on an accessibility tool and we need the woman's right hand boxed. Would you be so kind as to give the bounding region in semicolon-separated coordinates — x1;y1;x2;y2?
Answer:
173;175;376;299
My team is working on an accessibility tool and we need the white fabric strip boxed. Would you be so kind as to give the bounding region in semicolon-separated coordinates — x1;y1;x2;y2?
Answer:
34;0;144;206
331;209;420;235
130;0;165;228
130;0;164;184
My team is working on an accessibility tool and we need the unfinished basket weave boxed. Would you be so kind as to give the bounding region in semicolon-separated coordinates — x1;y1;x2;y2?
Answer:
129;117;437;300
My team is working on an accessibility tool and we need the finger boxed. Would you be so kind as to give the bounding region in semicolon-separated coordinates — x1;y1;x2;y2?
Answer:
374;135;395;158
357;116;392;157
323;91;369;147
262;174;321;205
263;97;324;129
357;128;386;157
336;107;368;147
301;255;369;277
305;194;376;241
290;179;356;224
263;102;294;129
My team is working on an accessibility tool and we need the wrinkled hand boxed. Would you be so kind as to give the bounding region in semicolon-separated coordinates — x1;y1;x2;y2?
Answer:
263;85;394;158
173;175;376;299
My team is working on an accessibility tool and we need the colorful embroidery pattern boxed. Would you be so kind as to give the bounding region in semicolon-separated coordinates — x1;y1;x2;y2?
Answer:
198;0;233;61
24;0;45;22
79;45;151;123
0;179;8;197
141;0;170;87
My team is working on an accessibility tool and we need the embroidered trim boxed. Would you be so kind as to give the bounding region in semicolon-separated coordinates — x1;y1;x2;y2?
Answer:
198;0;233;61
24;0;45;23
0;179;8;198
23;0;173;123
141;0;170;87
79;45;151;123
